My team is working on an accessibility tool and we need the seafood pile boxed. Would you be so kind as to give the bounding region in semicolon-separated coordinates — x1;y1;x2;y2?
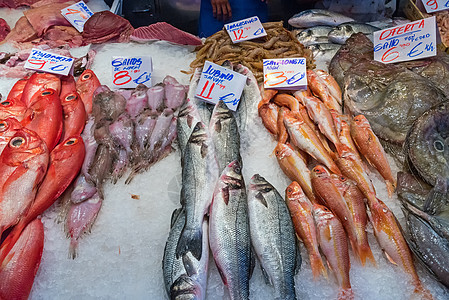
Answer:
436;10;449;47
258;69;433;299
189;21;314;83
64;75;186;257
0;70;90;299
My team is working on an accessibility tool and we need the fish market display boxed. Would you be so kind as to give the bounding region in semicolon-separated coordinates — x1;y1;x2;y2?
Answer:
248;174;298;300
435;10;449;47
294;25;333;47
288;9;354;28
130;22;202;46
190;21;314;83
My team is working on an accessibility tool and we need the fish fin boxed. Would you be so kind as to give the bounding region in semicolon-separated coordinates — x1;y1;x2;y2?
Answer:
328;162;341;175
294;240;302;275
423;177;448;215
260;265;272;286
323;226;332;242
255;192;268;207
310;253;328;280
170;208;183;228
338;288;354;300
187;114;193;128
200;143;208;159
2;164;28;192
222;186;230;205
214;119;222;133
215;263;228;285
182;253;198;277
413;283;433;300
358;244;376;267
68;237;79;259
249;247;256;279
386;181;395;198
176;227;203;261
383;251;397;266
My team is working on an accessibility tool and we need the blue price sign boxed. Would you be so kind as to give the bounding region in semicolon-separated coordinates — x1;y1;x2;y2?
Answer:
263;58;307;89
61;1;94;33
111;56;153;88
225;16;267;43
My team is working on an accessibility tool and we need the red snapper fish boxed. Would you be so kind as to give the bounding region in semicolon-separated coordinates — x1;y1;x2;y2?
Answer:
21;88;63;151
0;118;23;154
0;128;49;237
20;72;61;106
0;76;29;122
0;218;44;300
76;69;101;115
60;92;87;141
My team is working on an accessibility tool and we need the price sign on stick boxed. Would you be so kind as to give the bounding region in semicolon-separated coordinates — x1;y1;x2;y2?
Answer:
374;16;437;64
61;1;94;32
24;48;74;76
225;16;267;43
422;0;449;13
263;58;307;89
195;61;247;111
111;56;152;89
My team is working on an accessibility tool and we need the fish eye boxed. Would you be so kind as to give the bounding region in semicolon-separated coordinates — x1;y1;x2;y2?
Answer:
65;138;77;146
42;90;53;96
434;140;445;152
65;94;76;101
340;176;346;181
1;101;11;106
235;166;241;173
287;188;292;193
82;73;91;80
10;136;24;147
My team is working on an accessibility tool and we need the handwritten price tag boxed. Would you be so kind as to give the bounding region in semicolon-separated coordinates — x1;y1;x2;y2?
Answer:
61;1;94;32
24;48;74;76
111;56;152;89
225;16;267;43
195;61;246;111
374;17;437;64
263;58;307;89
422;0;449;13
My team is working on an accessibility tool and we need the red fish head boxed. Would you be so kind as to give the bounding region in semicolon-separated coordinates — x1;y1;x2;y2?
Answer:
52;136;85;162
274;142;291;159
312;165;330;177
286;181;302;199
2;128;47;166
312;203;333;220
0;97;27;120
353;115;370;127
0;118;22;134
61;92;81;111
22;72;61;106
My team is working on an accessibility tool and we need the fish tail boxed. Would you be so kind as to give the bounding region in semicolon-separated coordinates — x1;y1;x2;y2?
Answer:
386;180;395;197
310;253;327;280
338;288;354;300
68;237;79;260
335;142;345;157
328;161;341;175
176;227;203;261
413;283;433;300
358;243;376;267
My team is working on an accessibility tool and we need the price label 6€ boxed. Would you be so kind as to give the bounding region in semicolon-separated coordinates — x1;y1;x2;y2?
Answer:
195;61;247;111
61;1;94;32
24;48;74;76
225;16;267;43
263;58;307;89
111;56;152;89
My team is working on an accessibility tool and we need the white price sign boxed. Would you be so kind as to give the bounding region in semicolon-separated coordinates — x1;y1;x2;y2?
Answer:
225;16;267;43
61;1;94;33
111;56;152;89
24;48;74;76
263;58;307;89
422;0;449;13
195;61;246;111
373;17;437;64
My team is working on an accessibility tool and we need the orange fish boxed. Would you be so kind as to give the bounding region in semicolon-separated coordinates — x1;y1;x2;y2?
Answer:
284;110;341;174
313;204;354;300
277;107;289;144
21;72;61;106
258;87;278;109
314;69;342;105
76;69;101;115
350;115;396;196
273;93;300;112
0;128;49;236
258;102;279;135
307;70;341;113
275;143;314;201
285;182;327;279
0;218;44;300
21;88;63;151
369;198;433;299
331;174;376;266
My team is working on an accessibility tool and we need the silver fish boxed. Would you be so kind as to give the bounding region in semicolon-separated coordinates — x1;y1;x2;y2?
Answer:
163;208;209;300
209;160;253;300
176;122;218;260
188;68;213;124
248;174;298;300
307;43;341;62
328;22;380;44
288;9;354;28
209;100;241;173
177;98;202;160
295;26;332;46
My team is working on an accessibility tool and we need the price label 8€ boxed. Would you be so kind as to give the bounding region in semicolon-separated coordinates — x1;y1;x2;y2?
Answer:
195;61;247;111
111;56;152;89
61;1;94;33
225;16;267;43
263;58;307;89
24;48;74;76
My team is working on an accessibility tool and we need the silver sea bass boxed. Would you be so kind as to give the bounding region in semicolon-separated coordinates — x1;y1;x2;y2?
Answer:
176;121;218;261
288;9;354;28
248;174;299;300
328;22;379;44
163;208;209;300
177;98;202;160
209;160;253;300
209;100;242;173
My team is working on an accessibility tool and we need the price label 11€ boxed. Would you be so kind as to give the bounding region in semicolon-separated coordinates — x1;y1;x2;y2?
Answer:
195;61;247;111
111;56;152;89
61;1;94;33
24;48;74;76
263;58;307;89
225;16;267;43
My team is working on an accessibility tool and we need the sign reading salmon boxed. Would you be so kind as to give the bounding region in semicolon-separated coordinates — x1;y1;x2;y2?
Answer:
422;0;449;13
263;58;307;89
374;16;437;64
61;1;94;33
195;61;246;111
225;16;267;43
111;56;152;88
24;48;74;76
